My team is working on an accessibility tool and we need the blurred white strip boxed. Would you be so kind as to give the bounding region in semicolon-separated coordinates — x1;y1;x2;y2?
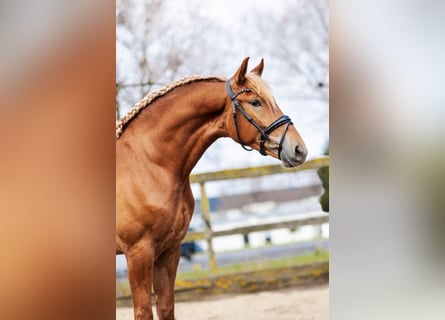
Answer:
0;0;104;88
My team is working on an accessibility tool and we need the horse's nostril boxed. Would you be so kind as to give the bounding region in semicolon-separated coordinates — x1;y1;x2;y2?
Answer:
295;145;306;162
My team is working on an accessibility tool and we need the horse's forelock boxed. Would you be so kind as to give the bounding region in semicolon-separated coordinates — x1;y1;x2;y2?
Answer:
245;73;275;106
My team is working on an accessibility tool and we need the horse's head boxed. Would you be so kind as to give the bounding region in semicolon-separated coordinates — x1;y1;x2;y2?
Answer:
225;57;307;167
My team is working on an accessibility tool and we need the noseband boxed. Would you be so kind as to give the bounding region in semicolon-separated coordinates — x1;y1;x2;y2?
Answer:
226;79;293;159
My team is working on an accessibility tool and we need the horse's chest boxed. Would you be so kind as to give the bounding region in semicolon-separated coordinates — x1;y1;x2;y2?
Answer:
116;177;195;254
170;197;193;238
153;191;194;252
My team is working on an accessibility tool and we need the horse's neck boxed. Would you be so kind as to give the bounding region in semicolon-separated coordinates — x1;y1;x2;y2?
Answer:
123;80;228;180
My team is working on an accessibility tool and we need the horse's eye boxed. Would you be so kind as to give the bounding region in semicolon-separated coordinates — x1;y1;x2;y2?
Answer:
249;99;262;107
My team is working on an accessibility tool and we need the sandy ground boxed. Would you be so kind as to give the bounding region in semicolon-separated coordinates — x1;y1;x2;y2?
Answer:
116;285;328;320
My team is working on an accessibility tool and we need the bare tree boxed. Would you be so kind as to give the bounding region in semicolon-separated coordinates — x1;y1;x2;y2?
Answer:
253;0;328;100
116;0;229;120
116;0;165;119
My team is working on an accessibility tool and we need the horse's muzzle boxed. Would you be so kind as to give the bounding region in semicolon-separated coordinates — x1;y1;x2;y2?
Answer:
280;143;307;167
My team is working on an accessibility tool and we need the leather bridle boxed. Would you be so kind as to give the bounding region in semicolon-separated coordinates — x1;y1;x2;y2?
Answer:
226;79;293;159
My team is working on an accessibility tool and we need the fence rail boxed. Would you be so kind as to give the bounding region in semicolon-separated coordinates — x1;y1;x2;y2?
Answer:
183;212;329;242
186;156;329;272
190;156;329;183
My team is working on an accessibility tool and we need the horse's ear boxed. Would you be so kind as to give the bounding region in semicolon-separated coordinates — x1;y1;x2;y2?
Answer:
250;58;264;77
233;57;250;86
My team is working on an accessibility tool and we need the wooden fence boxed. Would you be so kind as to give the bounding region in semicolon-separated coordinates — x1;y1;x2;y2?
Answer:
184;156;329;272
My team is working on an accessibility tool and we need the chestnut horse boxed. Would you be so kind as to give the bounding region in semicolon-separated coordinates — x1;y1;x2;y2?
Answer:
116;57;307;320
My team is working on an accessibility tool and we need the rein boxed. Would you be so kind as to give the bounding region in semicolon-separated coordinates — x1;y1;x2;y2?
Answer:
226;79;293;159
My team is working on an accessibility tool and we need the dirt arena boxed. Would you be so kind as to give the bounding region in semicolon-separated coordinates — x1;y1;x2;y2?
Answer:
116;285;328;320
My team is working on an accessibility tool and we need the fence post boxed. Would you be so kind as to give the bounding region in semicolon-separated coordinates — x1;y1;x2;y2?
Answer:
199;182;217;272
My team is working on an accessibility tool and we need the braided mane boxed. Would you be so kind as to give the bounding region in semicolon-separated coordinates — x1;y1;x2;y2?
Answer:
116;75;226;139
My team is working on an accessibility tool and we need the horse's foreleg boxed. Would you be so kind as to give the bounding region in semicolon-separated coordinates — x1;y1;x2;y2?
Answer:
126;240;155;320
153;244;181;320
